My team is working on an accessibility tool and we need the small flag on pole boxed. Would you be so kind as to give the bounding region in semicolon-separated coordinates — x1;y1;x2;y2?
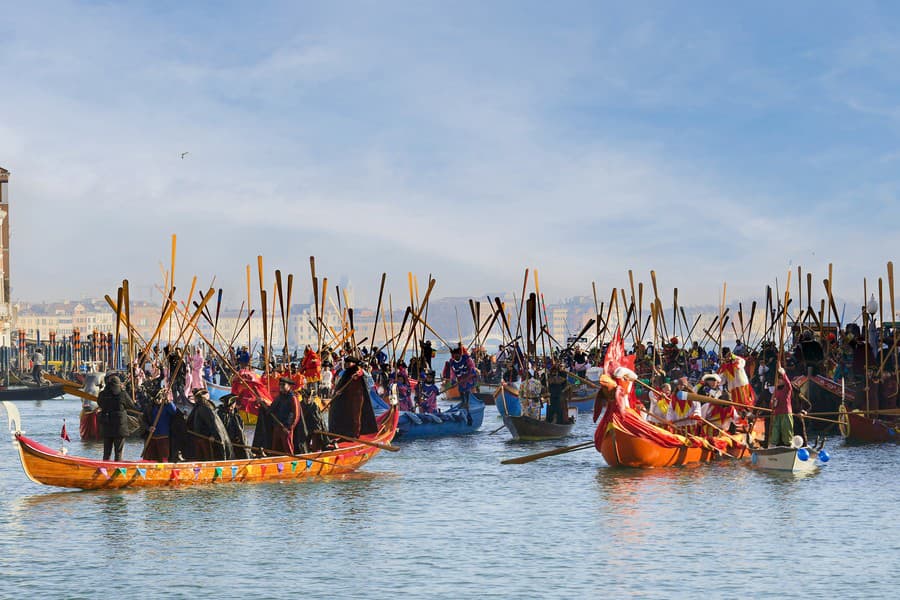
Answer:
60;419;71;442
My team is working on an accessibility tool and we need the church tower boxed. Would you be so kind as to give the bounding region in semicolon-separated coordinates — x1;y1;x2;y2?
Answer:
0;166;10;346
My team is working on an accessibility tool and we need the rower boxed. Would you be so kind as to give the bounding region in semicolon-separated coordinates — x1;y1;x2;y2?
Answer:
416;370;440;414
647;382;672;426
768;365;795;447
186;389;233;460
269;377;301;454
546;363;571;424
328;355;378;439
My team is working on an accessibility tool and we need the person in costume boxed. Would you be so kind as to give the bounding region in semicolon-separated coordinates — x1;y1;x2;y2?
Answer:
443;344;478;396
301;346;322;389
143;391;178;462
696;373;725;399
186;388;232;460
190;346;206;392
416;370;440;414
546;363;571;424
328;355;378;439
97;374;135;461
217;394;251;459
647;382;673;426
769;366;794;447
269;377;301;454
392;361;414;411
718;346;755;408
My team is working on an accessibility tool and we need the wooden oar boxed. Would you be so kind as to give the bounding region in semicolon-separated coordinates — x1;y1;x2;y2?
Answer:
312;430;399;452
501;441;595;465
370;273;386;353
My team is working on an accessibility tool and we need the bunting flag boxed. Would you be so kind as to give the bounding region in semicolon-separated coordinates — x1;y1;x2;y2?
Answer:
259;465;267;476
290;461;298;472
305;460;312;470
170;469;180;480
193;467;202;480
231;465;239;479
115;467;127;477
136;468;147;479
214;466;223;478
60;420;71;442
98;467;109;479
277;463;285;473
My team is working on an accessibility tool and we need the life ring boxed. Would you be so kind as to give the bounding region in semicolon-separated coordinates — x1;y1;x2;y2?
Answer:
838;404;850;438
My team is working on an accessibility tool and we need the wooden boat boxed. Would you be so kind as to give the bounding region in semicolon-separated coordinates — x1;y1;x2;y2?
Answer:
599;426;747;468
750;445;820;472
838;405;900;443
0;384;65;401
0;400;399;490
595;400;748;468
503;407;577;441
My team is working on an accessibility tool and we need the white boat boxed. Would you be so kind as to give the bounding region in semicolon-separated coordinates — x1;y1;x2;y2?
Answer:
750;436;830;472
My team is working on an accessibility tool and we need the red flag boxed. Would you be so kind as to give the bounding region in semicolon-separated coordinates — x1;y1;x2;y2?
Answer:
60;419;71;442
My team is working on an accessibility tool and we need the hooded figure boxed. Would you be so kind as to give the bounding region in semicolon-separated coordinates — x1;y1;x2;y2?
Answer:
97;374;135;461
269;378;301;454
328;356;378;439
186;389;233;460
217;395;251;459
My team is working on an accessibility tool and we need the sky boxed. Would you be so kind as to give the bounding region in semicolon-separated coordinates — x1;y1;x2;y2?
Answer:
3;1;900;310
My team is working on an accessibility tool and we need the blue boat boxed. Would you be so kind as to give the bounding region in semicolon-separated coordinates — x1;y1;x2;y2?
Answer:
206;381;231;402
371;388;485;439
566;380;596;412
495;384;522;418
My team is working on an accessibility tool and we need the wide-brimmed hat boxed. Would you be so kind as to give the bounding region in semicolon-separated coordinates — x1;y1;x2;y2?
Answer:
702;373;722;383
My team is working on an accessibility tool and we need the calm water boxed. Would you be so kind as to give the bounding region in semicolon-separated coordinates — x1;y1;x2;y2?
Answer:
1;397;898;598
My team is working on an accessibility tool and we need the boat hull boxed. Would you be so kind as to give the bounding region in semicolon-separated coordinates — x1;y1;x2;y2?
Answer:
750;446;819;472
839;406;899;443
395;395;485;439
599;427;746;468
0;384;66;401
503;415;575;441
6;404;399;490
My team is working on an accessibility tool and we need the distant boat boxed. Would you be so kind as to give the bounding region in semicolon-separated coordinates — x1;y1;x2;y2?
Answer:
503;408;577;441
0;384;66;401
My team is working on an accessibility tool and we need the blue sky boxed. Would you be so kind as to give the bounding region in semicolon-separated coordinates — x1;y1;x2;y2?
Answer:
2;1;900;308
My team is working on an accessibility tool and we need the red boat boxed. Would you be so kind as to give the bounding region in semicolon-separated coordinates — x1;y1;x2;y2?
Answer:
839;405;900;444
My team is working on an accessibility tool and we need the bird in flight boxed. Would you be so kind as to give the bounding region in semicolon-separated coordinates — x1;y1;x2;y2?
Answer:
180;152;189;159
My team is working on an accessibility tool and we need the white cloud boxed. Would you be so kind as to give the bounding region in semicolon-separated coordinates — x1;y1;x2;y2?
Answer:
1;2;899;312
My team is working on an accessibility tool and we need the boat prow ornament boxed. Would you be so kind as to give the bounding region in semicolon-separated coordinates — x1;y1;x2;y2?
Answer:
0;401;23;436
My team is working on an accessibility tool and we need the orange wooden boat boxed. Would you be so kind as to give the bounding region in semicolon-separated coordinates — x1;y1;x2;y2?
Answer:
595;403;749;469
599;424;747;468
1;401;398;490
